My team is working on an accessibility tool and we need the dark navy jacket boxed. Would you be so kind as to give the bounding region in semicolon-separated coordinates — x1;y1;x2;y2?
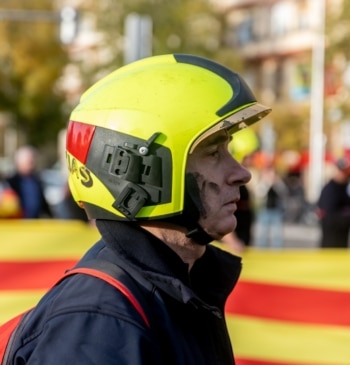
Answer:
11;220;242;365
7;173;52;218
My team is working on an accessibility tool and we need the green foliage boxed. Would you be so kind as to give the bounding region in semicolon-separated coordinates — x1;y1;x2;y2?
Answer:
0;0;68;146
324;0;350;124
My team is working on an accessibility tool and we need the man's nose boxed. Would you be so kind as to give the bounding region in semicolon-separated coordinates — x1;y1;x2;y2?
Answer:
228;158;252;185
240;165;252;184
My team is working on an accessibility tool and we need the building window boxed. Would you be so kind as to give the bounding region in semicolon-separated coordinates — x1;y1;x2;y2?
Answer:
270;1;298;37
237;17;254;45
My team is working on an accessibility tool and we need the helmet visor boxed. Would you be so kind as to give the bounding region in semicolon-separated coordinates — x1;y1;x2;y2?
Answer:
189;103;271;154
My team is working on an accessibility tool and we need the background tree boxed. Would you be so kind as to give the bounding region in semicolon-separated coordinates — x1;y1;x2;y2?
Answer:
0;0;68;152
324;0;350;125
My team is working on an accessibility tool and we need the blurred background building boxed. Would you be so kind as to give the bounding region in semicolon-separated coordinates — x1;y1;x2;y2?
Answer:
219;0;350;202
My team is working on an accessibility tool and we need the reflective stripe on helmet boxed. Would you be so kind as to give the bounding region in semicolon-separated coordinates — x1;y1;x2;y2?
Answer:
66;121;96;164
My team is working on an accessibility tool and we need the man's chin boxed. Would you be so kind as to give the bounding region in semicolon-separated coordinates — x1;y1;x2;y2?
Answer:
204;220;237;240
221;216;237;233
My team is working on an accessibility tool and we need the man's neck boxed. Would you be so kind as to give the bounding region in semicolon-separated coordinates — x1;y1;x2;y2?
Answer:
140;222;206;270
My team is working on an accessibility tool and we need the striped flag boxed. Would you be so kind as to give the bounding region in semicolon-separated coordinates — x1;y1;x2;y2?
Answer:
225;249;350;365
1;221;350;364
0;220;99;323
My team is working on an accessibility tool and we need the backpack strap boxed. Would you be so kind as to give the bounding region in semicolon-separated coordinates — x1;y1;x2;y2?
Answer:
64;266;150;327
1;261;151;365
0;310;32;365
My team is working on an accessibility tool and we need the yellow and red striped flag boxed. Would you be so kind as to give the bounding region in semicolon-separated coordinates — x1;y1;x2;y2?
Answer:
225;249;350;365
1;221;350;364
0;220;99;323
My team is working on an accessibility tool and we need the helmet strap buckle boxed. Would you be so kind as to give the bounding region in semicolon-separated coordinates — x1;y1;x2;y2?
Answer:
186;225;213;246
113;182;148;220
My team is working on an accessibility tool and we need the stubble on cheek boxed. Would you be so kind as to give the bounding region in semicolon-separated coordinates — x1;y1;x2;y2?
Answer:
207;182;220;194
186;173;221;219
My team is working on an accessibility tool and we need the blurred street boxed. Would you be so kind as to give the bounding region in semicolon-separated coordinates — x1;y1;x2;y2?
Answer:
282;222;320;249
251;220;350;249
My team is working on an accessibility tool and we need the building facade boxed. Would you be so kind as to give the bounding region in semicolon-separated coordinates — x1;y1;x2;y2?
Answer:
220;0;349;200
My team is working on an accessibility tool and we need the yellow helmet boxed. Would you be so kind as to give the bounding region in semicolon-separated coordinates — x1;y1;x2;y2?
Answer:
66;54;271;221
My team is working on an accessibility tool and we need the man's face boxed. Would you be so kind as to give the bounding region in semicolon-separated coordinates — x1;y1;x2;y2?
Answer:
16;150;36;176
186;130;251;240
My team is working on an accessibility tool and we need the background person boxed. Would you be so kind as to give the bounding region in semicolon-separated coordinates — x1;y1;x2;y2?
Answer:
254;164;288;248
8;54;271;364
6;145;53;218
0;173;22;218
317;156;350;248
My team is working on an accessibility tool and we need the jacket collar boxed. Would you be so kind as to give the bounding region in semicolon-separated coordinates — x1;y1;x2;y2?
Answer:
96;220;242;309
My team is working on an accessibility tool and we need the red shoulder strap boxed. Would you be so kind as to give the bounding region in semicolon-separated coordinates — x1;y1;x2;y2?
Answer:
64;267;150;328
0;312;28;364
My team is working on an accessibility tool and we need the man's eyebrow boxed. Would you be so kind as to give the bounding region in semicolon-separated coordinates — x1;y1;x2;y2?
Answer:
199;132;231;148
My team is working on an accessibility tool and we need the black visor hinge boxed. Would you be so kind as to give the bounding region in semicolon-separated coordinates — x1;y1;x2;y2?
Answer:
113;182;149;220
122;132;161;157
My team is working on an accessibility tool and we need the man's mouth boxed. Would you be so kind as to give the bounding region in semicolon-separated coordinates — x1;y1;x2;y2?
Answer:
225;196;240;205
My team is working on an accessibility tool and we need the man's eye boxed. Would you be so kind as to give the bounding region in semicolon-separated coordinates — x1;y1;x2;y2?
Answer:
209;149;219;157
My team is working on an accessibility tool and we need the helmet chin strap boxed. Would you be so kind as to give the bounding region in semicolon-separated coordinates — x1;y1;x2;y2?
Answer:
185;225;214;246
163;208;213;246
163;173;214;246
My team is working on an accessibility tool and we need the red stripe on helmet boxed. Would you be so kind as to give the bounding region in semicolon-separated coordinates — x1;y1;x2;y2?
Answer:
66;121;96;163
